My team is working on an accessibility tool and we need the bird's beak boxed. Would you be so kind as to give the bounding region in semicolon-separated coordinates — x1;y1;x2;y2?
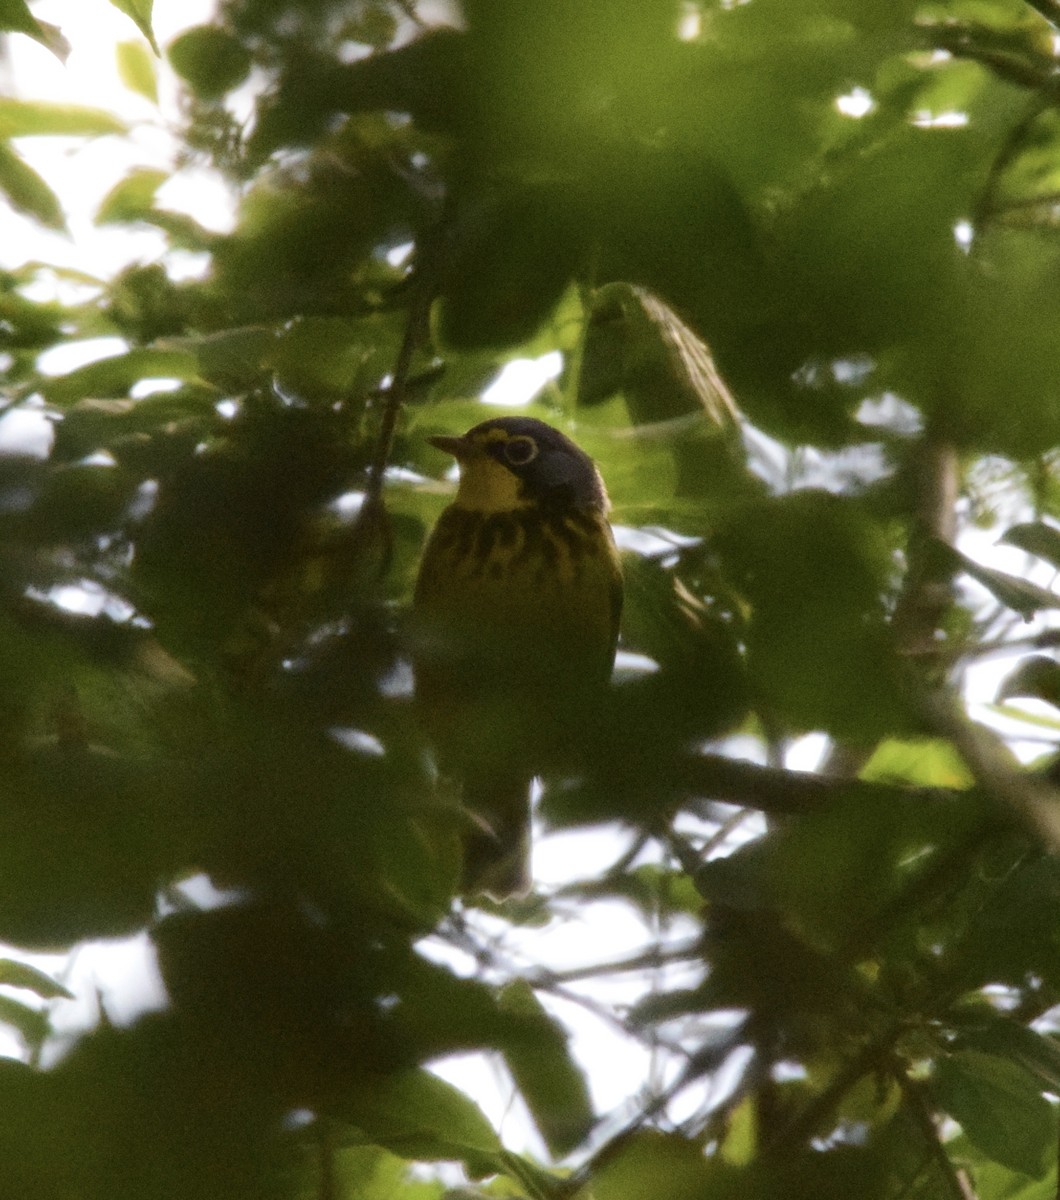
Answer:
428;434;477;461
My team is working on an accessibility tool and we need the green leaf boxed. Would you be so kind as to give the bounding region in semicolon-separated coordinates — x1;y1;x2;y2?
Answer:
334;1069;501;1176
167;25;252;100
860;738;974;789
116;39;158;104
946;1133;1057;1200
331;1146;447;1200
106;0;157;54
0;99;125;138
0;958;73;999
95;167;167;224
963;1021;1060;1094
1000;522;1060;572
39;346;202;405
0;0;40;35
586;1131;718;1200
498;980;594;1157
0;993;48;1044
935;1050;1054;1178
0;140;64;229
996;657;1060;709
929;538;1060;619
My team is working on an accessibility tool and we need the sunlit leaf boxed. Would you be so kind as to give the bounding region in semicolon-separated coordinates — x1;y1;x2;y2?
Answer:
95;167;167;224
116;39;158;104
106;0;157;54
0;140;64;229
0;100;125;138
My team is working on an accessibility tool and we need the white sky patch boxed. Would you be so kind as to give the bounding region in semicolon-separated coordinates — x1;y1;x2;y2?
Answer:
36;336;129;376
835;87;874;118
385;240;415;268
912;110;969;129
481;351;563;407
0;405;55;458
130;377;184;398
855;393;923;436
785;732;829;772
953;218;974;252
330;727;386;757
677;3;702;42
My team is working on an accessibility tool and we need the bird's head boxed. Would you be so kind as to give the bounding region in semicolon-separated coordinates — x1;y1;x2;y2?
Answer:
429;417;609;514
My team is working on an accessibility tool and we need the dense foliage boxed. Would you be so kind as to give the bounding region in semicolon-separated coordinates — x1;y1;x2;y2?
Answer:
4;0;1060;1196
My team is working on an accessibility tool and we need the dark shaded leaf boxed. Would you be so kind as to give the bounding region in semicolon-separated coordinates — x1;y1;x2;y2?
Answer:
935;1050;1053;1178
333;1069;501;1176
997;656;1060;709
498;981;594;1157
168;26;252;100
1000;521;1060;571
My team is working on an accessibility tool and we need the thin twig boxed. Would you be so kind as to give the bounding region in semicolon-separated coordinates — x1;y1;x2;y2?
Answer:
527;940;703;986
766;1030;899;1154
364;285;432;510
896;1070;977;1200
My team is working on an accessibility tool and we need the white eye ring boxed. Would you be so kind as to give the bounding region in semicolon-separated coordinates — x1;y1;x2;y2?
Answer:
503;436;538;466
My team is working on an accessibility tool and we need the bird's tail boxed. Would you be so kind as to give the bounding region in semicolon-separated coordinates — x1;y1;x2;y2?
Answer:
461;773;532;900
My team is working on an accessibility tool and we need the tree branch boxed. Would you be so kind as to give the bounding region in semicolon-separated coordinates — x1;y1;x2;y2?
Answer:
917;685;1060;851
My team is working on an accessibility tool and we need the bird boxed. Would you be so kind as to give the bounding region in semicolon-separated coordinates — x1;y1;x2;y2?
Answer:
412;416;622;898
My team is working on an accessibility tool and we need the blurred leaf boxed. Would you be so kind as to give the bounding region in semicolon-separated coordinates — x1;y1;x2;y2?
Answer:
935;1050;1053;1178
0;0;41;35
0;958;73;999
0;100;125;138
335;1069;501;1175
713;491;908;738
585;1131;720;1200
106;0;157;54
930;538;1060;618
168;26;252;100
39;346;201;405
497;981;594;1157
962;1020;1060;1093
95;167;168;224
945;1134;1057;1200
860;738;975;789
330;1146;447;1200
116;39;159;104
0;0;67;57
0;141;64;229
435;183;584;350
996;656;1060;708
0;993;47;1043
1000;521;1060;570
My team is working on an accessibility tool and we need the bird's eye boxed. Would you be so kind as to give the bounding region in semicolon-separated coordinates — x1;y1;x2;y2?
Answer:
503;436;538;466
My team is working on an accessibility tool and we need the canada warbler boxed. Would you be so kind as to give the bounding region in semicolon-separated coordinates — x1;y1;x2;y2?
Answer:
412;416;622;898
